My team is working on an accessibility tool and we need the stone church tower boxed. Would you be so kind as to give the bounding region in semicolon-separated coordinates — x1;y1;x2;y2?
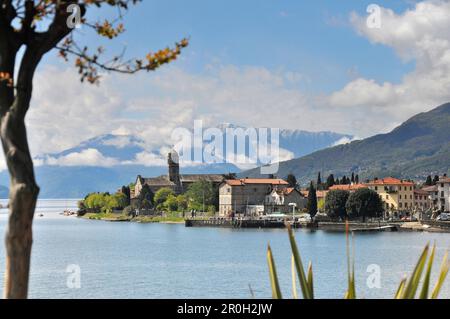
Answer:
168;150;182;193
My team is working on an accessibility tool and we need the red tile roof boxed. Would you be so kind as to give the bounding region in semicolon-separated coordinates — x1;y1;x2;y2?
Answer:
365;177;414;186
329;184;367;191
224;178;289;186
414;189;429;195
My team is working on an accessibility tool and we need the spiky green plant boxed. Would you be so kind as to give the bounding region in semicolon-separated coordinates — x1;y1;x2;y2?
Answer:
267;224;449;299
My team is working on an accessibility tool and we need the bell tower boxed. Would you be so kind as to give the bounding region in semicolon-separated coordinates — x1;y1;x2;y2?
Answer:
168;150;181;192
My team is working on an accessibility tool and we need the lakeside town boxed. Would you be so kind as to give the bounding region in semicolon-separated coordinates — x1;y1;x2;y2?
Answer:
77;150;450;232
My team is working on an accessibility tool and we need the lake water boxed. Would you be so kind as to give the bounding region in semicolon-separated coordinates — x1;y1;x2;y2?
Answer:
0;199;449;299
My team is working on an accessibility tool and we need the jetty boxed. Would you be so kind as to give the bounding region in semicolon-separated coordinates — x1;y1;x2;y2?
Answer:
185;218;318;229
351;225;398;232
186;218;285;228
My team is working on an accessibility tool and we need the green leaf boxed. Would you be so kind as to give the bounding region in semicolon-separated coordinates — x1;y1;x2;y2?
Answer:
267;244;282;299
287;224;313;299
395;278;407;299
307;262;314;299
419;244;436;299
344;220;356;299
431;251;449;299
291;255;298;299
403;244;429;299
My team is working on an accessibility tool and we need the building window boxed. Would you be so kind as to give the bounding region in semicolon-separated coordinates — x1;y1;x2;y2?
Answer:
399;203;403;208
399;195;402;199
375;186;378;191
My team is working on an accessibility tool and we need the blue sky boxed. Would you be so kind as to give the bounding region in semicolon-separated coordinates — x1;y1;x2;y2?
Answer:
21;0;450;166
57;0;417;93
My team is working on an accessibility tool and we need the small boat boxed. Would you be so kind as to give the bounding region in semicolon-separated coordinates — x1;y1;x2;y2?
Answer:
39;213;44;217
63;210;75;216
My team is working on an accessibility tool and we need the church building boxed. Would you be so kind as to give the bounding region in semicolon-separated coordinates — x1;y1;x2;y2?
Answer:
133;150;228;198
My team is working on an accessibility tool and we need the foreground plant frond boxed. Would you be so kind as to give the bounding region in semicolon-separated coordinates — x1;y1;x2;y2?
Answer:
286;224;314;299
267;226;449;299
431;251;449;299
267;244;282;299
344;221;356;299
291;255;298;299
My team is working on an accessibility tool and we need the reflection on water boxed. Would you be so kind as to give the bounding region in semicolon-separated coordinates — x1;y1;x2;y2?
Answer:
0;200;449;299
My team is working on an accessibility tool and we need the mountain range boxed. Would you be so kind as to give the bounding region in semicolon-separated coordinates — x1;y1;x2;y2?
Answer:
0;128;352;198
241;102;450;184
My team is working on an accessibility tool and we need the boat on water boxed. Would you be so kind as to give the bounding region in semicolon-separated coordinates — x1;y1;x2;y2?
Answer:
63;210;76;216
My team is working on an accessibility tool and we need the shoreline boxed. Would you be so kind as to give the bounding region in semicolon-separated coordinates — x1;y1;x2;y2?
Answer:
78;214;450;233
80;213;185;224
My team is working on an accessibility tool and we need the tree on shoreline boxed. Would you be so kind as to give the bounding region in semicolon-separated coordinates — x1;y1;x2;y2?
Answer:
325;190;349;220
286;174;298;189
346;188;383;222
154;188;176;209
0;0;188;298
186;180;216;211
326;174;335;189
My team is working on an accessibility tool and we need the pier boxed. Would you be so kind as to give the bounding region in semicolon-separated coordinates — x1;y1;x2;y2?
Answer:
185;218;318;229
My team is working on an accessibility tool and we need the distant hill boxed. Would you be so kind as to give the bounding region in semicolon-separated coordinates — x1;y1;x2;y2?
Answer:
0;128;351;198
218;124;353;158
241;103;450;184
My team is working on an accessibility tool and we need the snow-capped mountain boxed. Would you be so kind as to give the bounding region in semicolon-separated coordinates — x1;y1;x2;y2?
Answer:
0;129;352;198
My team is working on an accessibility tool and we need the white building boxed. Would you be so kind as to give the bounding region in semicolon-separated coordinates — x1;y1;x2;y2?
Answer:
437;177;450;212
421;185;439;209
265;188;307;214
218;179;289;217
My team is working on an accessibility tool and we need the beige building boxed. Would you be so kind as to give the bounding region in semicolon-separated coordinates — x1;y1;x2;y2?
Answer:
265;188;307;214
414;189;431;210
219;179;289;217
366;177;414;212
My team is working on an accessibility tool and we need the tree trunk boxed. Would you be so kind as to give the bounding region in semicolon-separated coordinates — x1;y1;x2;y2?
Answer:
1;108;39;299
1;0;73;299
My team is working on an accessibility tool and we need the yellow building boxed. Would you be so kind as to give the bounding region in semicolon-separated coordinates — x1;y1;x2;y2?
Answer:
365;177;414;212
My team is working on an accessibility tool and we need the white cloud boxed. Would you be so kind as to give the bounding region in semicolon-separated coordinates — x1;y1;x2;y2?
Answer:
329;78;399;108
123;151;166;167
0;0;447;173
102;136;142;149
43;149;119;167
332;136;361;146
27;66;124;155
0;157;6;172
328;0;450;130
